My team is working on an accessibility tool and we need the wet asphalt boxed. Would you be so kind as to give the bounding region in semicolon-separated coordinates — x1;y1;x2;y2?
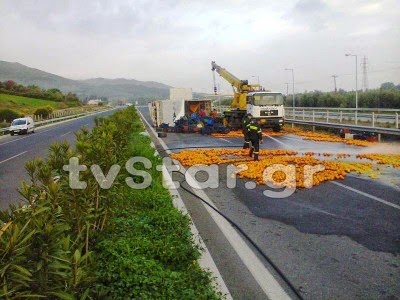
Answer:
139;106;400;299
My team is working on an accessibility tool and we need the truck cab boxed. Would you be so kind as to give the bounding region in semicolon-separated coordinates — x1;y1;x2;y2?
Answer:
246;92;285;131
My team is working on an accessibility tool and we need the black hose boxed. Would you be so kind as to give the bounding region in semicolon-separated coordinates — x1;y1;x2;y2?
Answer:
157;145;243;152
143;113;304;299
175;176;304;300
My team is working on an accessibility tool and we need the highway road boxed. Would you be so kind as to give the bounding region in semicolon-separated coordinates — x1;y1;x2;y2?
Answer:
0;108;118;210
138;106;400;299
1;105;399;299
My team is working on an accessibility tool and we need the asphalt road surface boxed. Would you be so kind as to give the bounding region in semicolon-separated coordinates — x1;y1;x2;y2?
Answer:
1;106;399;299
139;106;400;299
0;108;118;210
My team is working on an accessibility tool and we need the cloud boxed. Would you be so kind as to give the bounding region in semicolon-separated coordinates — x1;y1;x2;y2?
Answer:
0;0;399;93
286;0;335;30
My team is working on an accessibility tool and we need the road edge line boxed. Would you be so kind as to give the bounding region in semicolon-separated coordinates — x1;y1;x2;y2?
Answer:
0;151;28;164
331;181;400;210
137;109;233;299
140;119;293;299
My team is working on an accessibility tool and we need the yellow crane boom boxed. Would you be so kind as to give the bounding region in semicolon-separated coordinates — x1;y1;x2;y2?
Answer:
211;61;254;110
210;60;285;131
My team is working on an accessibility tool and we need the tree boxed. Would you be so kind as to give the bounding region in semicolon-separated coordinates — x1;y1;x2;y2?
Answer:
4;80;16;90
380;82;395;90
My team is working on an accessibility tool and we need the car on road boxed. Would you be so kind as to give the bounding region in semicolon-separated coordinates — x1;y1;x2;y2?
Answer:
9;117;35;135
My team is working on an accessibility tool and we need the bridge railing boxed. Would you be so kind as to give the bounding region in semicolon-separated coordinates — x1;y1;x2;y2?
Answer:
210;105;400;135
285;107;399;129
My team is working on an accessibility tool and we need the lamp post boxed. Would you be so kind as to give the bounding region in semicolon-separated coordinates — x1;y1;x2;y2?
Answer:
251;75;260;88
345;53;358;124
285;68;295;119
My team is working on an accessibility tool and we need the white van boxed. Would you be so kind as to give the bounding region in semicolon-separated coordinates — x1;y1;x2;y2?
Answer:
9;117;35;136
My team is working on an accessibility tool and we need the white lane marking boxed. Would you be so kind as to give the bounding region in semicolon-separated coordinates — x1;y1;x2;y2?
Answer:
161;163;233;299
0;135;31;146
138;109;291;299
60;131;71;137
267;136;292;148
331;181;400;210
138;109;232;298
281;136;307;143
290;201;339;217
183;179;291;299
0;128;71;147
139;111;171;154
219;137;234;144
0;151;28;165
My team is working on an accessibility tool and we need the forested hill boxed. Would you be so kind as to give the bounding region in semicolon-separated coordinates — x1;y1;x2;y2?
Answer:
0;61;170;102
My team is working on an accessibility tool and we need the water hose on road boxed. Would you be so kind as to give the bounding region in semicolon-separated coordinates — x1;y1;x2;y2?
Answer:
175;175;305;300
141;112;305;299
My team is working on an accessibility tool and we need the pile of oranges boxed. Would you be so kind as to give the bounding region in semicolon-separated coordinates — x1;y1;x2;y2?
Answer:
284;127;374;147
356;153;400;168
211;126;377;147
211;130;285;138
170;148;389;189
174;125;399;188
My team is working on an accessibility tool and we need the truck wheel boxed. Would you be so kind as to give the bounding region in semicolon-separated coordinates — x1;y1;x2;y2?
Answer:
10;132;14;136
273;126;281;132
223;127;230;134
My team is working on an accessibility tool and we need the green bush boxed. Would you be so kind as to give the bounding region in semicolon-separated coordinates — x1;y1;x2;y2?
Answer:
0;108;136;297
34;105;53;118
0;107;220;298
0;109;22;122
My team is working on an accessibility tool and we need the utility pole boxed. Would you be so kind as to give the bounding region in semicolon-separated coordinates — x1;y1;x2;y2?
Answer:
285;68;295;124
332;75;338;92
345;53;358;124
252;75;260;86
362;56;369;92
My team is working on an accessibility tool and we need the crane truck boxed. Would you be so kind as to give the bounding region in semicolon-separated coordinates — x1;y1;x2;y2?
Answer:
211;61;285;132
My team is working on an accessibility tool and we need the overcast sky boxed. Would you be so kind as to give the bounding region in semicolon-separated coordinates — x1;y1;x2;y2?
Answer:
0;0;399;94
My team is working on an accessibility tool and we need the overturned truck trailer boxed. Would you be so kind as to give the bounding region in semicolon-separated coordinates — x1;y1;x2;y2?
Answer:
148;99;212;127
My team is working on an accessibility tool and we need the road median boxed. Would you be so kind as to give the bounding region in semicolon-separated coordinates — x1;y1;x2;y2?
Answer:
0;106;221;298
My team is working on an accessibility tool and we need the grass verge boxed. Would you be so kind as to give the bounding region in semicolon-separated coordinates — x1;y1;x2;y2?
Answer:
93;113;220;298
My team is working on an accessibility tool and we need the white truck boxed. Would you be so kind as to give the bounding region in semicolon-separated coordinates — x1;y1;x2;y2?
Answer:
148;99;212;127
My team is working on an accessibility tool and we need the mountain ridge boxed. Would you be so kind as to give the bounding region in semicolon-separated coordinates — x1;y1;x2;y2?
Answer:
0;60;170;102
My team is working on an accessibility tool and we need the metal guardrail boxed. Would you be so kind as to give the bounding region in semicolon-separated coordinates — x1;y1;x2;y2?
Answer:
0;108;111;136
285;107;399;128
285;107;399;136
211;105;400;135
285;119;400;136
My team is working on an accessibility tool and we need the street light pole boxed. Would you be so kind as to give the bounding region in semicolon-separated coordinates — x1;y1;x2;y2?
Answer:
285;68;295;119
252;75;260;88
345;53;358;124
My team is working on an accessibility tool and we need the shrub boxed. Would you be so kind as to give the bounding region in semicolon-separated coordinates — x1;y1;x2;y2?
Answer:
0;109;22;123
0;107;219;298
58;102;68;109
34;106;53;118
